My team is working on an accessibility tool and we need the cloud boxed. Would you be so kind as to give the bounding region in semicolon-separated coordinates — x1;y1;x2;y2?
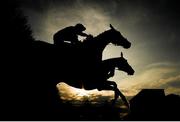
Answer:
145;62;180;69
22;0;112;43
57;82;114;102
115;62;180;96
167;80;180;88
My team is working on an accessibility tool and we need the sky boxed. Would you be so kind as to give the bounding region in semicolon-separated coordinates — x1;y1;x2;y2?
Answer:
20;0;180;101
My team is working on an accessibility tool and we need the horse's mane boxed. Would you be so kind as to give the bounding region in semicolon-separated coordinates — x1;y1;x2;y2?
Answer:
95;29;111;39
103;57;121;62
83;29;112;44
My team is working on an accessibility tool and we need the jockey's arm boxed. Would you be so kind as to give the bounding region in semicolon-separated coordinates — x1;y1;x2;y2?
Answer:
71;38;80;44
78;32;89;37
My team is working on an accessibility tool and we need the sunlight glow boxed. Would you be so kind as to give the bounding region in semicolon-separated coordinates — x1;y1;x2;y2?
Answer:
72;87;90;97
57;83;114;101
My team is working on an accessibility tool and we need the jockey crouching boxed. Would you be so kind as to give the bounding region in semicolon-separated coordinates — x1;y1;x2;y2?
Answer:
53;23;89;46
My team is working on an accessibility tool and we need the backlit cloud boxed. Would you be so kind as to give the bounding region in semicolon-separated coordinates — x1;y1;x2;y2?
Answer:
115;62;180;96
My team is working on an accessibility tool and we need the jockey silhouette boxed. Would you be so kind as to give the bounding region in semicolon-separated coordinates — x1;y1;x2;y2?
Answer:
53;23;89;46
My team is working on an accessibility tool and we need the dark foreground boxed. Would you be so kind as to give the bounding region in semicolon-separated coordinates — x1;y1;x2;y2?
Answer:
50;89;180;121
56;100;129;121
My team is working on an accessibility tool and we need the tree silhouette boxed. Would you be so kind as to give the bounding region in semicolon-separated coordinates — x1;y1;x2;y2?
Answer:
1;1;37;120
4;0;34;47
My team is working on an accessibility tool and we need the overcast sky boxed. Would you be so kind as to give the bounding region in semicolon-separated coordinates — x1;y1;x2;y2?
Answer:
20;0;180;99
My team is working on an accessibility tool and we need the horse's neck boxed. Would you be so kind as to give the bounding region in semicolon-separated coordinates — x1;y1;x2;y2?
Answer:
95;31;111;50
102;59;116;72
83;30;112;61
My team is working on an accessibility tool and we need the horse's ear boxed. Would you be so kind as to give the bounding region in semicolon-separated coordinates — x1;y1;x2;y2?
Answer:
121;52;123;57
110;24;115;30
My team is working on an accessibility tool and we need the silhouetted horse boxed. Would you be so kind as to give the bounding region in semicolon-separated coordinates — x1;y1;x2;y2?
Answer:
82;24;131;65
57;52;134;108
82;52;134;108
32;24;131;83
52;24;131;81
33;24;131;73
100;52;134;108
101;52;134;79
32;24;131;112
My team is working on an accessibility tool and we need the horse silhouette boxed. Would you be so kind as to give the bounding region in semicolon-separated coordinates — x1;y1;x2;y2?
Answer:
51;24;132;81
82;24;131;64
100;52;134;108
33;24;131;81
101;52;134;80
31;24;132;115
81;52;134;108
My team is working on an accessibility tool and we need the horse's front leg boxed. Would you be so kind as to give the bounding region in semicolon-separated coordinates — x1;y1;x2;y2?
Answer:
116;88;130;109
97;80;118;100
106;80;118;100
106;81;130;109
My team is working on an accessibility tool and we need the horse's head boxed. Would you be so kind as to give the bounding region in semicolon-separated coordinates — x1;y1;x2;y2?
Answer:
116;52;134;75
109;24;131;49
